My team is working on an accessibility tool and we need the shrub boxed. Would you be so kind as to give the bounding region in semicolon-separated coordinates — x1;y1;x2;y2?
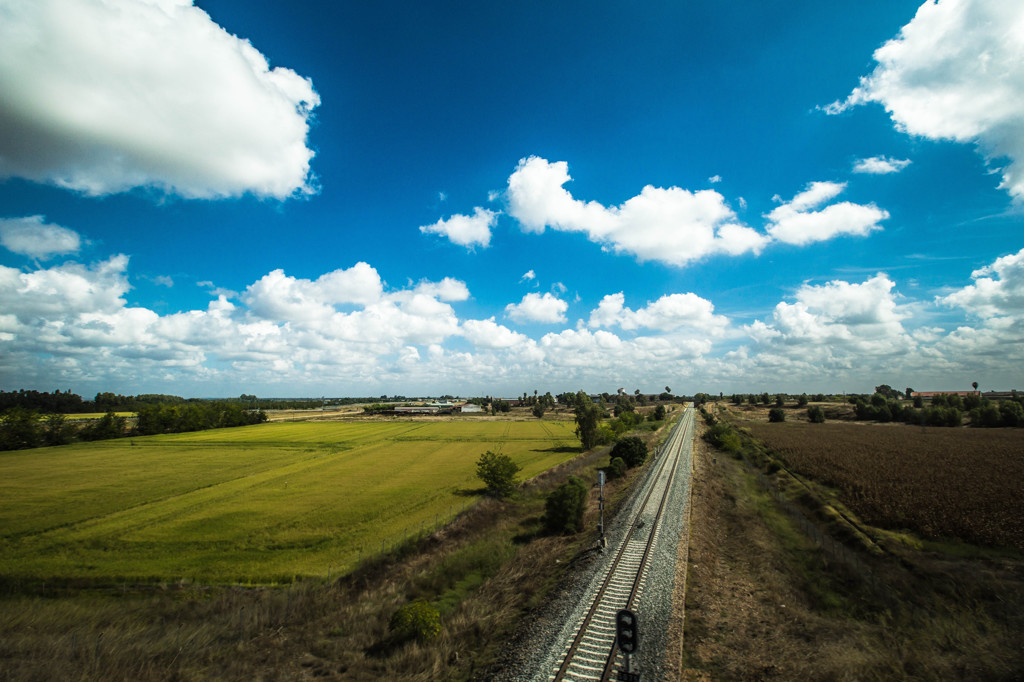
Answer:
475;450;521;498
543;475;588;534
704;422;741;453
807;405;825;423
768;408;785;423
389;600;441;642
610;436;647;468
607;456;626;480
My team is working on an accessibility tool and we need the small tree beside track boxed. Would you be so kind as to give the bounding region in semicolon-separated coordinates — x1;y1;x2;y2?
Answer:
476;450;521;498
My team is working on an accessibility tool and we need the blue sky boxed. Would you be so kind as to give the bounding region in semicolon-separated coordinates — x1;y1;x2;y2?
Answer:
1;0;1022;398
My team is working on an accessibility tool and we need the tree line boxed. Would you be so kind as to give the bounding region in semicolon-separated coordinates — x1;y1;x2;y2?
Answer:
0;389;404;414
0;402;268;451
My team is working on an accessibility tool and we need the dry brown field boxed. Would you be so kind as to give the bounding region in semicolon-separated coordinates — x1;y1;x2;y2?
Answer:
744;420;1024;550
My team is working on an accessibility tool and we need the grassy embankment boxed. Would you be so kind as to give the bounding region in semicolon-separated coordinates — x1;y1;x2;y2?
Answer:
0;412;678;680
678;402;1024;679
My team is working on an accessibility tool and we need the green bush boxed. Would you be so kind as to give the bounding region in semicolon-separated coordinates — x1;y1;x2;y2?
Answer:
389;599;441;642
768;407;785;423
704;422;741;452
607;456;626;479
610;436;647;468
543;475;588;534
807;405;825;423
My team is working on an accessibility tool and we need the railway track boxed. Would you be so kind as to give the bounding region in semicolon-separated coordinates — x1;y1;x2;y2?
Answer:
550;406;695;681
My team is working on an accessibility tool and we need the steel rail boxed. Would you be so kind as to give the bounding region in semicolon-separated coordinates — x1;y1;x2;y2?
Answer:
551;407;693;681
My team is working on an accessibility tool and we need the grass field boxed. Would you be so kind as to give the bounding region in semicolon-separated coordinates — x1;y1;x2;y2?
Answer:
64;412;136;419
0;420;580;584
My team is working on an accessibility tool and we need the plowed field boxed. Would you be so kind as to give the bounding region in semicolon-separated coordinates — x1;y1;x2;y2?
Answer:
745;421;1024;550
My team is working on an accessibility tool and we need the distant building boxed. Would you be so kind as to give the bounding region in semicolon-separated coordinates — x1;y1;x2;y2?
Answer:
458;403;484;413
393;406;441;414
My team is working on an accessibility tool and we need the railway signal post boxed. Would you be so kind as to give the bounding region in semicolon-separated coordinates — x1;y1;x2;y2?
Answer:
616;608;640;680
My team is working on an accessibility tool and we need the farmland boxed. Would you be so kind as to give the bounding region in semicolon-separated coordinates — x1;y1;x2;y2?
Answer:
744;420;1024;550
0;419;580;584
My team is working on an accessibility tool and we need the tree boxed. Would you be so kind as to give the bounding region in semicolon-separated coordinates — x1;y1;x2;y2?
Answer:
78;411;126;441
1000;400;1024;427
613;397;635;417
0;408;42;450
610;436;647;468
531;402;545;419
807;405;825;423
652;404;667;421
475;450;521;498
874;384;902;400
775;394;785;407
574;392;602;451
42;413;74;446
543;475;588;534
665;386;671;394
607;456;626;479
768;407;786;422
797;393;809;407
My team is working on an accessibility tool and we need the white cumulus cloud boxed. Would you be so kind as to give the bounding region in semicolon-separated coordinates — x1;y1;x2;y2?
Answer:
0;0;319;199
853;156;912;174
826;0;1024;199
0;215;81;259
766;182;888;245
587;292;729;334
941;247;1024;318
461;318;529;349
505;292;569;324
745;274;913;358
419;207;498;249
506;156;768;267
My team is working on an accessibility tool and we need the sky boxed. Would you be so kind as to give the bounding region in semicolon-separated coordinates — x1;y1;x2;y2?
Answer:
1;0;1023;399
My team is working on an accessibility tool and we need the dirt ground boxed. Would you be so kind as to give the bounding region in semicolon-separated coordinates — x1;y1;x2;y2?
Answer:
665;422;873;681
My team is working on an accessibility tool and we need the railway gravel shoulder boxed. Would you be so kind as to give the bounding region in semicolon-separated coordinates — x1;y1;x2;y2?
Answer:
490;409;694;681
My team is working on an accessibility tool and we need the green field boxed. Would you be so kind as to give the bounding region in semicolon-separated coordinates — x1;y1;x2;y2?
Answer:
0;420;580;584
